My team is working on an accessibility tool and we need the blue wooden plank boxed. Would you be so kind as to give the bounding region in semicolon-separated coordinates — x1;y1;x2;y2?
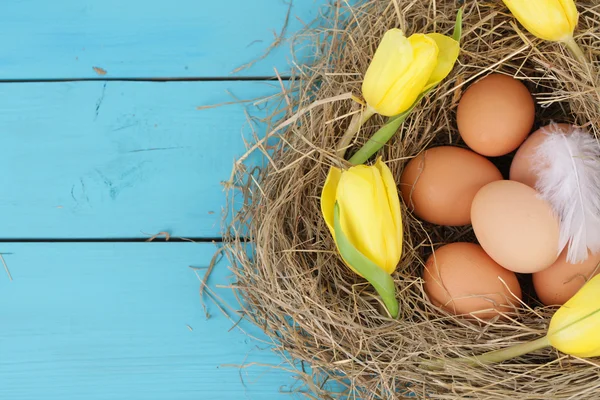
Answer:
0;0;325;80
0;80;280;239
0;243;295;399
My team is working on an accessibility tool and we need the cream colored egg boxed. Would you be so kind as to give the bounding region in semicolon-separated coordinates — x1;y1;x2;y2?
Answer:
471;180;560;273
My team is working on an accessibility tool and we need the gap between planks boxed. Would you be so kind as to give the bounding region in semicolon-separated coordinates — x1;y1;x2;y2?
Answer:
0;76;292;84
0;237;249;243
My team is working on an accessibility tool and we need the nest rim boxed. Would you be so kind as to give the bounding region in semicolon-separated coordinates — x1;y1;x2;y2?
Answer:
224;1;600;398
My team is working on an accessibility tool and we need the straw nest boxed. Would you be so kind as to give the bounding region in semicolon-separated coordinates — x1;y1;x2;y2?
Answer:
224;0;600;398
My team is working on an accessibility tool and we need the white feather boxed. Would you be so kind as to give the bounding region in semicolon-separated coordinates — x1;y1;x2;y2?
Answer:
532;124;600;264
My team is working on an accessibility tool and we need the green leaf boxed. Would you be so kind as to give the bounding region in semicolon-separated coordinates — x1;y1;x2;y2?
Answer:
453;7;464;43
333;203;399;318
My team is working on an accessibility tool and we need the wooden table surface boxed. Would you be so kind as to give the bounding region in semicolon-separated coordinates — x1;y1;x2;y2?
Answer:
0;1;326;398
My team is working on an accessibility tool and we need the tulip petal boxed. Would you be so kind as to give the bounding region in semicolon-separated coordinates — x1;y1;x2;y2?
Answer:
372;34;439;116
558;0;579;30
548;274;600;357
423;33;460;91
320;167;342;239
362;29;414;114
334;203;399;318
374;158;403;273
503;0;577;42
371;163;398;275
337;165;390;271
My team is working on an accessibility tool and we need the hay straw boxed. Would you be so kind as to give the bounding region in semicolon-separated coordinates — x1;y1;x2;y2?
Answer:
224;0;600;398
1;253;13;281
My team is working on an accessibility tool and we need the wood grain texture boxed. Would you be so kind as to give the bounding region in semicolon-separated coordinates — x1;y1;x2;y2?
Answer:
0;80;283;239
0;243;296;399
0;0;326;80
0;1;335;397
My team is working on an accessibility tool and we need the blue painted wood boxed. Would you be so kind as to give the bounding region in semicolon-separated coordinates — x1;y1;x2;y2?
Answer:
0;80;280;239
0;0;334;396
0;0;326;80
0;243;296;399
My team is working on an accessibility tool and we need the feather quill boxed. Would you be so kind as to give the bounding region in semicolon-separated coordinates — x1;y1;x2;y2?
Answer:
533;124;600;264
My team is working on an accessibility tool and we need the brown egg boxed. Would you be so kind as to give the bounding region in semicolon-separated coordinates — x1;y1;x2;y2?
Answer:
400;146;502;226
533;249;600;306
457;74;535;157
510;123;577;188
471;180;560;273
423;242;522;319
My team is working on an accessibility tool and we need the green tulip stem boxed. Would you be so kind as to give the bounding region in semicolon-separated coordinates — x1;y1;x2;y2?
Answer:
456;336;551;366
348;113;407;166
336;106;376;159
348;93;426;166
348;84;436;166
563;36;588;66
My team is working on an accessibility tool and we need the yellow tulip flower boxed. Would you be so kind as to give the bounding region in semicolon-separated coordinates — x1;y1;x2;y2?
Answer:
548;273;600;357
320;158;403;317
502;0;578;42
502;0;587;64
451;274;600;366
362;29;460;117
337;10;462;160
